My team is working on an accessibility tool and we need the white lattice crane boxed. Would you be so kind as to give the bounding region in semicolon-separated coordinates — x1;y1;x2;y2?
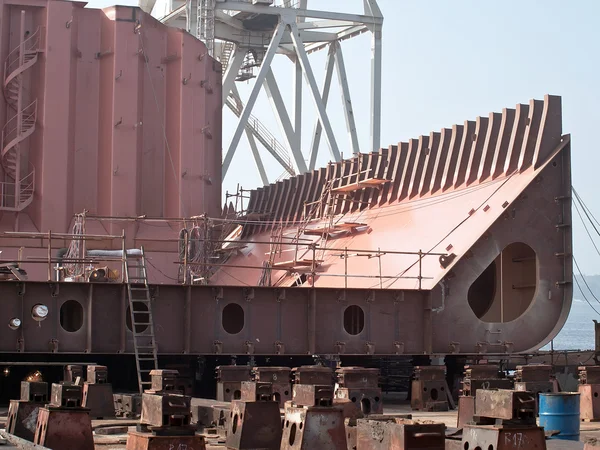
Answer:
148;0;383;186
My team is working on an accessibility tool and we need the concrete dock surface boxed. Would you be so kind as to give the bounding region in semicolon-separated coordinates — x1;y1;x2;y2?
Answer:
2;401;600;449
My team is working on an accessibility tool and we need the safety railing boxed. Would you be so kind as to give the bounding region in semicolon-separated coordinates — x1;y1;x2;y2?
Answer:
0;214;449;289
4;27;41;83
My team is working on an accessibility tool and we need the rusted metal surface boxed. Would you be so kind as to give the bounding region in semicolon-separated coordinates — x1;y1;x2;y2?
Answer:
457;395;475;429
515;364;553;382
33;406;94;450
190;398;230;431
281;405;347;450
148;369;180;393
580;366;600;385
335;367;383;415
462;364;512;402
240;381;273;401
126;431;206;450
413;366;446;381
6;400;44;441
475;389;536;421
254;366;292;406
337;367;380;388
293;365;334;385
86;364;108;384
216;365;252;402
50;382;83;408
20;381;47;402
462;424;546;450
82;382;115;419
335;388;382;415
63;364;83;383
115;393;142;418
410;369;450;412
292;384;334;407
140;393;192;428
0;430;51;450
356;417;445;450
225;400;282;449
579;384;600;421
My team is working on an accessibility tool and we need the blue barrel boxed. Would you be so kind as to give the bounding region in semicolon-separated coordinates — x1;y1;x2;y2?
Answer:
539;392;580;441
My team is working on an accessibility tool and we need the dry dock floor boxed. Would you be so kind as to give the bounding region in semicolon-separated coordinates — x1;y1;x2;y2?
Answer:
1;400;599;449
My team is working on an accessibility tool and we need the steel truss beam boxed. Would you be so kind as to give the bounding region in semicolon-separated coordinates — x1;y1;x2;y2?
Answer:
156;0;383;183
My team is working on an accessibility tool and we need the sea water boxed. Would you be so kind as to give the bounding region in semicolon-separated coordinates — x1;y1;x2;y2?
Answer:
541;299;596;351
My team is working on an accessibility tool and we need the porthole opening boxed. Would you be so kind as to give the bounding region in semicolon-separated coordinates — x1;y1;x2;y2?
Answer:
126;303;149;333
222;303;244;334
60;300;83;332
343;305;365;335
468;243;537;323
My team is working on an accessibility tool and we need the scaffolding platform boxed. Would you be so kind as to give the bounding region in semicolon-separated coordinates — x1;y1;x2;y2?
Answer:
330;178;389;194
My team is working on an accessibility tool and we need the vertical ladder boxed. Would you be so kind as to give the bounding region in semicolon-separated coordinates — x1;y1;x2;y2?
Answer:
125;247;158;393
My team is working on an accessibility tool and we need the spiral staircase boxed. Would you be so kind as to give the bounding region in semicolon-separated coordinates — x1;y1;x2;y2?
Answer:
0;28;39;211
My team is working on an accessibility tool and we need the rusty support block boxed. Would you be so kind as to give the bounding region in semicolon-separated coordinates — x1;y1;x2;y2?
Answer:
226;400;282;449
20;381;48;402
410;380;449;411
515;364;553;382
335;387;382;415
579;384;600;421
457;395;475;429
190;398;230;431
83;382;115;419
215;365;252;402
254;366;292;407
33;406;94;450
64;364;83;383
475;389;536;422
6;399;45;441
86;365;108;384
292;384;334;407
140;393;192;429
281;405;347;450
356;417;445;450
336;367;380;388
240;381;273;401
292;365;334;385
462;424;546;450
413;365;446;381
115;393;142;418
580;366;600;385
50;383;83;408
126;431;206;450
147;369;180;394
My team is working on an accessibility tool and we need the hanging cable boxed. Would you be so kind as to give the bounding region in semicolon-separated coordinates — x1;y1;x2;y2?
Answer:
573;256;600;306
573;187;600;234
572;200;600;258
573;272;600;316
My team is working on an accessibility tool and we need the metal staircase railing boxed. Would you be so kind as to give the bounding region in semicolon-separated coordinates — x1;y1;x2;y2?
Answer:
220;41;234;75
0;26;39;212
226;90;295;177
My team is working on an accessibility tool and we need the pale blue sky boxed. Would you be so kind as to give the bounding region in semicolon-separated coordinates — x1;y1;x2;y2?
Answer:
83;0;600;274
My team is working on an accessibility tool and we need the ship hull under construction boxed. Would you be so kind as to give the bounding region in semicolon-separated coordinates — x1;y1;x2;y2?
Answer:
0;94;572;358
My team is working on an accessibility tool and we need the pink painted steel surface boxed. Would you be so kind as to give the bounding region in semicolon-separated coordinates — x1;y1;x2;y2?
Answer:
0;1;221;238
214;95;565;290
